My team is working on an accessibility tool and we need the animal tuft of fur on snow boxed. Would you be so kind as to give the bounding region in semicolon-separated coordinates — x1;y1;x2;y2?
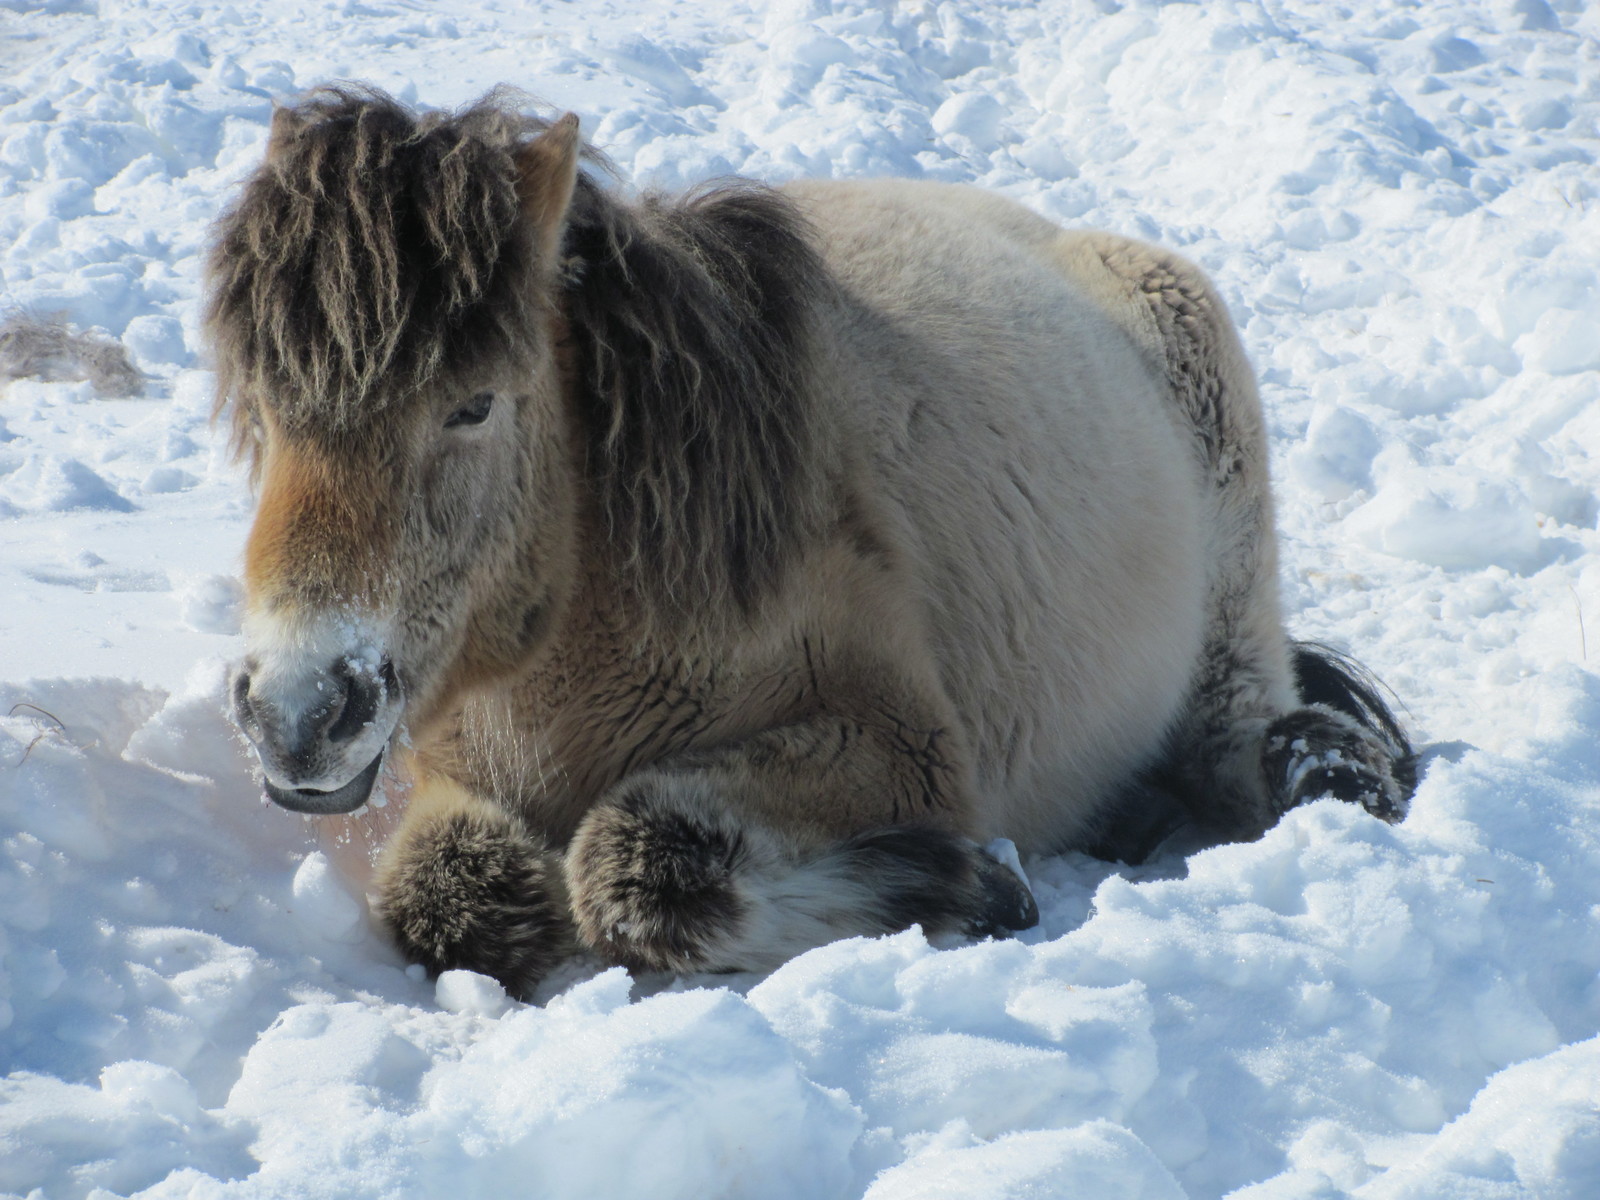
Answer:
0;310;144;398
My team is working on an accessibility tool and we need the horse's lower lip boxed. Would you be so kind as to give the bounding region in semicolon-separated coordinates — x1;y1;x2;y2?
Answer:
263;753;384;814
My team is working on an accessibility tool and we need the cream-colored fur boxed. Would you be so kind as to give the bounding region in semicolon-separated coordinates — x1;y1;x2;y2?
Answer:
224;112;1407;990
397;181;1311;979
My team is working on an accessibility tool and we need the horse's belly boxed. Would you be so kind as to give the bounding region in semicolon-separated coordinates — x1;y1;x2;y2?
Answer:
908;376;1208;854
803;180;1212;852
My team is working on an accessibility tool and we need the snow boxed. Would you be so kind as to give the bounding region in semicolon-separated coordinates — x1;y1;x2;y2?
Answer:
2;0;1599;1195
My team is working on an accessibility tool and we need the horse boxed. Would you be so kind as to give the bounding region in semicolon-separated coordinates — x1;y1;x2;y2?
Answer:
207;87;1413;996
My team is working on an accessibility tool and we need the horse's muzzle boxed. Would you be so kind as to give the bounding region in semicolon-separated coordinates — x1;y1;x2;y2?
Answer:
232;656;400;814
262;750;386;814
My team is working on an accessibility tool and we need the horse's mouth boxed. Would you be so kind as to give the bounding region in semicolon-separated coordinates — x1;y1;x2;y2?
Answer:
262;751;385;815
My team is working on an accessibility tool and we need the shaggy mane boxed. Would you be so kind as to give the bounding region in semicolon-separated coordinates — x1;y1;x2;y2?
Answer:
561;173;831;619
205;86;547;446
207;87;832;619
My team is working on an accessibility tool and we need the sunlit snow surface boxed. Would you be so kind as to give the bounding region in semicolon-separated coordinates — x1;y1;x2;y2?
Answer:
3;0;1600;1196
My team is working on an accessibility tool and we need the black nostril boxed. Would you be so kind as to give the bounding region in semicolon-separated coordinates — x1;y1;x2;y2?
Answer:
232;670;260;737
327;659;390;744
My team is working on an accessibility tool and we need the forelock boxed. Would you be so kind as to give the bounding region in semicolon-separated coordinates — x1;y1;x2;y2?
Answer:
205;86;551;448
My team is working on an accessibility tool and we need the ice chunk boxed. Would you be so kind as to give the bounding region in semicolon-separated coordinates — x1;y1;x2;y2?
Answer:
3;456;136;513
1345;471;1544;572
435;969;511;1017
1428;35;1485;73
1518;308;1600;375
932;92;1006;150
1288;406;1381;502
290;851;366;944
865;1121;1185;1200
180;574;243;634
121;314;189;369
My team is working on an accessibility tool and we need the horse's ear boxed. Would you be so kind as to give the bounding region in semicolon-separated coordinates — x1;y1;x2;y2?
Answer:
516;114;581;261
264;103;304;162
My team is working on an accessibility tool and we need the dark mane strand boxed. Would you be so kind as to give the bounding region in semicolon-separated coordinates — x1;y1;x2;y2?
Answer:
204;86;555;455
561;176;832;621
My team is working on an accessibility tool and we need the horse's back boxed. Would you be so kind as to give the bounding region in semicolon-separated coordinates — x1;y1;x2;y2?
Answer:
783;179;1212;851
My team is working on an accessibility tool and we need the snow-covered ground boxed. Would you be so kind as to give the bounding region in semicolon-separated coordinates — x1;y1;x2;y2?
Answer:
3;0;1599;1195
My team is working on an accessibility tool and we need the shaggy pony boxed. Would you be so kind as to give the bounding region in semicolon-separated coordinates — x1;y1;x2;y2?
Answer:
209;88;1412;994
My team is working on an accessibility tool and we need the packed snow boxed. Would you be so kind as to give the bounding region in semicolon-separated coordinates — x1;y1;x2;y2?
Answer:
3;0;1599;1195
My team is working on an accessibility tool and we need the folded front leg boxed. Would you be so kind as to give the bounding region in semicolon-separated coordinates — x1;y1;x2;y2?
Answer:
375;772;575;997
565;757;1038;976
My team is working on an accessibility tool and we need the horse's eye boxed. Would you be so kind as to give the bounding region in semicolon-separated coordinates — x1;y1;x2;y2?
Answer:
445;392;494;429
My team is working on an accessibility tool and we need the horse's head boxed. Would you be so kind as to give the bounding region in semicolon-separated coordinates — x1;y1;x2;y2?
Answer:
206;89;583;813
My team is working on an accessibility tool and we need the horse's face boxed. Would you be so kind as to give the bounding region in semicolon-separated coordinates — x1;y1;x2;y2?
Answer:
232;370;574;813
223;109;583;813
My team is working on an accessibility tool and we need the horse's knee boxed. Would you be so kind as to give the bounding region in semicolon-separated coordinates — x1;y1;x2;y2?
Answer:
375;782;571;997
566;770;1038;975
1262;706;1408;823
565;772;754;973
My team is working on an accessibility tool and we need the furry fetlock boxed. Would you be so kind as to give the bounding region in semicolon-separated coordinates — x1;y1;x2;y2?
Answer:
377;804;572;998
1262;706;1406;823
565;775;750;974
567;772;1041;976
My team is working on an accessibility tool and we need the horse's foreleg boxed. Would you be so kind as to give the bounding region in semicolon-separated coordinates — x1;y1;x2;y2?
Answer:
562;719;1038;974
374;771;574;997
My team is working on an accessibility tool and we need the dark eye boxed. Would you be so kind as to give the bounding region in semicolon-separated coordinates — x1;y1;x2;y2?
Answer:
445;392;494;429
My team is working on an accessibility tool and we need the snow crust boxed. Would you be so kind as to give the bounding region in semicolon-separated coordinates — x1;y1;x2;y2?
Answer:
3;0;1599;1195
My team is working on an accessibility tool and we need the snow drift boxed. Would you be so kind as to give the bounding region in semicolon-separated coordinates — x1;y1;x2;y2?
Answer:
3;0;1599;1196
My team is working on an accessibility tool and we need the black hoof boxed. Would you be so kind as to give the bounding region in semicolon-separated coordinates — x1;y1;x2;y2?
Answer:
967;847;1040;937
837;825;1040;940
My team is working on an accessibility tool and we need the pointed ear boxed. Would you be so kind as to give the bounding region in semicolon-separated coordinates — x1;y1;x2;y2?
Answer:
264;103;305;162
516;113;581;262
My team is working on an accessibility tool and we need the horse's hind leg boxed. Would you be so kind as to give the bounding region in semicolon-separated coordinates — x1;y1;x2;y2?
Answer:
1056;233;1412;836
564;715;1038;974
1265;645;1414;822
374;771;575;997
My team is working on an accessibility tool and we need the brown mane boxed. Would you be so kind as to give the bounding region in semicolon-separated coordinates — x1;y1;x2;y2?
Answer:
205;87;545;445
561;174;831;618
206;86;831;619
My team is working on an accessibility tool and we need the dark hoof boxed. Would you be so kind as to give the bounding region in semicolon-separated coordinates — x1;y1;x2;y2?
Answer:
966;844;1043;940
838;825;1040;940
967;847;1040;937
1292;757;1404;821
